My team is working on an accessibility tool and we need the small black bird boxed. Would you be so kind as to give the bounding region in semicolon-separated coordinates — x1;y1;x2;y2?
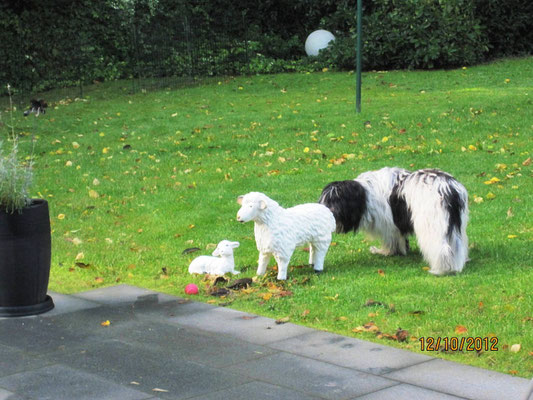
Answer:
23;99;47;116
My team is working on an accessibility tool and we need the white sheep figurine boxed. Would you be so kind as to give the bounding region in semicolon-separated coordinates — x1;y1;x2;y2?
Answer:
188;240;240;275
236;192;336;280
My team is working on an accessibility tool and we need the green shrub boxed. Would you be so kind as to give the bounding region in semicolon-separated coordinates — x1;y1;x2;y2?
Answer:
320;0;488;70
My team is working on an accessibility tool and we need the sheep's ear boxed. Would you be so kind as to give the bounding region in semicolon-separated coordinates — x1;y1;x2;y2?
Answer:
260;200;267;210
237;196;244;205
231;241;240;248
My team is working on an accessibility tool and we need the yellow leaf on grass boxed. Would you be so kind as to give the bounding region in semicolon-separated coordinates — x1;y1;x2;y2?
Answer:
261;293;272;301
57;214;66;220
455;325;468;334
89;189;99;199
507;234;518;239
484;177;500;185
510;344;521;353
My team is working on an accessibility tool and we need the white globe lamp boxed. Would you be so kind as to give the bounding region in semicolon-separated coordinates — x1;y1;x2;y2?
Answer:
305;30;335;56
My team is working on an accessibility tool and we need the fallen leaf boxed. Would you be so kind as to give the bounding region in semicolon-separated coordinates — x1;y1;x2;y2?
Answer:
522;157;531;166
209;287;230;297
455;325;468;334
152;388;169;393
275;316;290;325
364;299;385;307
377;269;385;276
396;328;409;342
94;277;104;283
88;189;99;199
277;290;293;297
484;177;500;185
100;320;110;327
302;309;310;317
57;214;66;220
75;262;91;269
510;344;521;353
182;247;201;255
227;278;253;290
261;293;273;301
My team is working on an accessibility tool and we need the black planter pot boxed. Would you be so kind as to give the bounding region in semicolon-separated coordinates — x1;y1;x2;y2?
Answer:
0;199;54;317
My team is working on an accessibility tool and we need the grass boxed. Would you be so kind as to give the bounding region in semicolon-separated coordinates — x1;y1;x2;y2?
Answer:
4;57;532;377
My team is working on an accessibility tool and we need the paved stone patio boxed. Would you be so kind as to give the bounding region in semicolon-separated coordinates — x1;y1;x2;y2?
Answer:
0;285;530;400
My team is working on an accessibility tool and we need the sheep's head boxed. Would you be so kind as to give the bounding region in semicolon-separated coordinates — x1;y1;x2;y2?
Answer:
236;192;268;223
212;240;240;257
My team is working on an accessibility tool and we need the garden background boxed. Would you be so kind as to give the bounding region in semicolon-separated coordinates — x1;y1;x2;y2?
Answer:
1;0;532;379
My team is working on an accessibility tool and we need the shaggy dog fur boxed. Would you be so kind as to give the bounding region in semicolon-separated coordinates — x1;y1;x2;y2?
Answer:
319;167;469;275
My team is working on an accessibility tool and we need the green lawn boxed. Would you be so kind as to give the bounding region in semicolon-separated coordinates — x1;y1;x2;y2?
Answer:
6;57;532;377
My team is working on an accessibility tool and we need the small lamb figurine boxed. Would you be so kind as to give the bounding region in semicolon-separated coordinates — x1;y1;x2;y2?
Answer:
236;192;336;280
188;240;240;275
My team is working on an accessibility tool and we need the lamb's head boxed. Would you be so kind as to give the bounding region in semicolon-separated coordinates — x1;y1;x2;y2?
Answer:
236;192;269;223
212;240;239;257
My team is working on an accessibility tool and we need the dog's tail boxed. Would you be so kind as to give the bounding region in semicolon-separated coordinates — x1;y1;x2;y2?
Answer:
430;234;467;275
415;193;468;275
319;180;367;233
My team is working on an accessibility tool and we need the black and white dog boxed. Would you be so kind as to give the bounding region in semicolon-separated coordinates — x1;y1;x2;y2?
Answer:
23;99;47;117
319;167;469;275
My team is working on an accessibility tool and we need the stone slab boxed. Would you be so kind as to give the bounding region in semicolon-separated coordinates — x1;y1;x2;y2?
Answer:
384;358;531;400
187;381;323;400
73;284;178;305
227;352;397;400
44;339;252;400
354;383;466;400
0;364;153;400
169;306;316;345
0;344;50;378
0;386;26;400
115;320;277;368
269;330;432;375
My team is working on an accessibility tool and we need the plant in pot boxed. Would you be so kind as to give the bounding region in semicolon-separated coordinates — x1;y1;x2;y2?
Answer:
0;84;53;317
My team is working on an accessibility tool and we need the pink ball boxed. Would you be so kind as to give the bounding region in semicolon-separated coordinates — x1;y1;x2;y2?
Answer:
185;283;199;295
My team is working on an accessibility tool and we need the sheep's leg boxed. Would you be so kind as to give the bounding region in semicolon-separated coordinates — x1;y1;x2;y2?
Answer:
257;252;270;276
308;243;314;266
311;240;330;273
273;253;290;281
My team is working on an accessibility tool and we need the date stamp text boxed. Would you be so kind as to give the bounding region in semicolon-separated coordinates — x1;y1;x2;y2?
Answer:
419;336;498;352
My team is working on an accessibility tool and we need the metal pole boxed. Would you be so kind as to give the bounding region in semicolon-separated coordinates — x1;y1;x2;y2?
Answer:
356;0;362;113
